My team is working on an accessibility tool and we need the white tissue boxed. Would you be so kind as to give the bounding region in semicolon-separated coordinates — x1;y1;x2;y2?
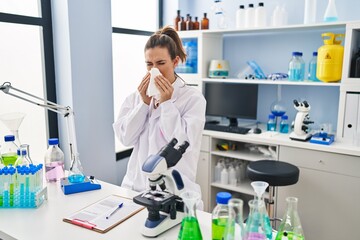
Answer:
146;68;161;97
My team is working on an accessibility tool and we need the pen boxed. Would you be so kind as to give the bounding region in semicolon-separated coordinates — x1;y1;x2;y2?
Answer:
106;203;123;219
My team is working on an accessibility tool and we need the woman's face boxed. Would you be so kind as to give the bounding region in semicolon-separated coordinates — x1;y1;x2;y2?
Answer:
145;46;179;83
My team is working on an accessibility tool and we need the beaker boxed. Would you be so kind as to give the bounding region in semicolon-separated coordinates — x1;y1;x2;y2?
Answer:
0;112;26;147
178;191;202;240
275;197;305;240
224;198;245;240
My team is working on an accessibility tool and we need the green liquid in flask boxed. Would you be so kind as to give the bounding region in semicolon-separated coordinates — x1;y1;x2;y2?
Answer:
178;216;202;240
212;218;227;240
275;231;304;240
2;154;17;166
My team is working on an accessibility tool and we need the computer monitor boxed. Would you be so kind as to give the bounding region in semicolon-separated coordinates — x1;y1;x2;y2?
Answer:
204;82;258;126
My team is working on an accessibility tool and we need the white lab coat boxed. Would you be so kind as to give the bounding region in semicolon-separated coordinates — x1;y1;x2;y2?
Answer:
113;78;206;203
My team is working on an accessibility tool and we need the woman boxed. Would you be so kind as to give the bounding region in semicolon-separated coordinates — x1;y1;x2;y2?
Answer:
113;26;206;206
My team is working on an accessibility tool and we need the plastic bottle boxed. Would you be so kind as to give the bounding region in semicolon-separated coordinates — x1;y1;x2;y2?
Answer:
271;5;281;26
288;52;304;81
175;10;181;31
304;0;317;24
44;138;65;182
228;165;237;186
220;167;229;184
280;115;289;133
212;192;232;240
324;0;338;22
201;13;209;30
267;114;276;131
214;160;222;182
245;4;255;28
213;0;227;29
236;5;246;29
255;2;267;28
1;135;18;166
308;51;319;81
193;17;200;30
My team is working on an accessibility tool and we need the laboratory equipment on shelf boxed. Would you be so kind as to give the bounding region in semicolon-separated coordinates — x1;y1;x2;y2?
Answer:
133;138;189;237
1;135;18;166
0;82;101;194
236;5;245;29
308;52;319;81
275;197;305;240
201;13;209;30
212;0;228;29
324;0;338;22
255;2;267;28
304;0;316;24
270;85;287;131
212;192;232;240
288;52;305;81
174;10;181;31
0;112;25;147
317;32;344;82
44;138;65;182
289;100;314;141
279;115;289;134
223;198;245;240
177;191;203;240
245;4;255;28
267;114;276;132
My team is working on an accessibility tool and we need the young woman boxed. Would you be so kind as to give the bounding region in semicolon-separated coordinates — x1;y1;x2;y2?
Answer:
113;26;206;207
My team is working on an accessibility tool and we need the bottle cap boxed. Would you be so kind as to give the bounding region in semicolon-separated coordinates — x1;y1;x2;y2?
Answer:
4;135;15;142
216;192;232;204
239;5;244;9
281;115;288;120
268;114;275;119
299;52;303;56
313;51;318;56
17;149;27;155
249;3;254;7
259;2;264;7
48;138;59;145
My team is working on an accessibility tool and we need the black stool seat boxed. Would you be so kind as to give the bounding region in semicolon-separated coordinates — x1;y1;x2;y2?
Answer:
247;160;299;186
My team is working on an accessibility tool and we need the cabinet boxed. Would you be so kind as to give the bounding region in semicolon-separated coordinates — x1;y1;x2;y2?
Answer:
277;146;360;240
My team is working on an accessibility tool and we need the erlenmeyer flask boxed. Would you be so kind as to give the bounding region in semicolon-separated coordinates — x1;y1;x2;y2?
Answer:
67;153;85;183
178;191;202;240
324;0;338;22
224;198;245;240
275;197;305;240
244;199;267;240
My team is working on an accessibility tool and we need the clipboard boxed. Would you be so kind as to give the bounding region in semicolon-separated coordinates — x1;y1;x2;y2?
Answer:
63;194;145;233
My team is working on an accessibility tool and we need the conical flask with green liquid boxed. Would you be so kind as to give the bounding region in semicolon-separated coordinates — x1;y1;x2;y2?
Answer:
178;191;202;240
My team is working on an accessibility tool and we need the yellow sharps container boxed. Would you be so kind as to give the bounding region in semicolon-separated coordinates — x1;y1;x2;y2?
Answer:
317;32;345;82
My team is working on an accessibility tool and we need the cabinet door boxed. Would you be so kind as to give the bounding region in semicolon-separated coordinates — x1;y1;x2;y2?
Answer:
196;151;210;212
278;147;360;240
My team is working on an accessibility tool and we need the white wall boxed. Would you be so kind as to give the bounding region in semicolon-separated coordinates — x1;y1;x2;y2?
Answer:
51;0;117;184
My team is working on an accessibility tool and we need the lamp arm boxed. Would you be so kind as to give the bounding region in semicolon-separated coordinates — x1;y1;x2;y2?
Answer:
0;82;82;171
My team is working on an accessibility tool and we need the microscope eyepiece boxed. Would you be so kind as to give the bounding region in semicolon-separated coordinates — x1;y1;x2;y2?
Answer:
177;141;189;154
169;138;178;147
293;99;299;107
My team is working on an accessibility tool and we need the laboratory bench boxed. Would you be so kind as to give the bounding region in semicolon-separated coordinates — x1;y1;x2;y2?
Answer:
0;180;212;240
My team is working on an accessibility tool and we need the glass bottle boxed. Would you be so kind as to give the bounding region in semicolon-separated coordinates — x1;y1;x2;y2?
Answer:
1;135;18;166
44;138;65;182
288;52;304;81
193;17;200;30
186;16;194;30
267;114;276;131
178;17;186;31
201;13;209;30
308;51;319;81
280;115;289;133
175;10;181;31
14;148;31;166
275;197;305;240
324;0;338;22
178;191;202;240
223;198;245;240
299;52;306;81
212;192;232;240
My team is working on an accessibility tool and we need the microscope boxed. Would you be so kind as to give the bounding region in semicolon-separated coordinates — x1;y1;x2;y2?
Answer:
133;138;189;237
289;99;314;141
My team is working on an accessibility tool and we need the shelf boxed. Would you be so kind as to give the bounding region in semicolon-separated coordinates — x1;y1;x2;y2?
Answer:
211;181;269;199
203;78;341;86
211;149;268;161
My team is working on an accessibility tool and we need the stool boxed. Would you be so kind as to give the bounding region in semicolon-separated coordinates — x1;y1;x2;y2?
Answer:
246;160;299;226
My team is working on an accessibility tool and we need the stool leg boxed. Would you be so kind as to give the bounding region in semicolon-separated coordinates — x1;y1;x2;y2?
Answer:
267;186;275;228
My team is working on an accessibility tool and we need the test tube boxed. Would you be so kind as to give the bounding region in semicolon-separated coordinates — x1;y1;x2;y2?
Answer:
0;167;3;207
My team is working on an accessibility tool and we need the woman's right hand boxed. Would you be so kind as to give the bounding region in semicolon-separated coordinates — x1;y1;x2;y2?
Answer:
138;72;152;105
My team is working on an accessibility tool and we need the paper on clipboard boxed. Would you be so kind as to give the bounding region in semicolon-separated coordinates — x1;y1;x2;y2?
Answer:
63;195;144;233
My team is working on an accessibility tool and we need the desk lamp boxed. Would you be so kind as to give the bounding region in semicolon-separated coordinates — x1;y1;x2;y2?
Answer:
0;82;101;194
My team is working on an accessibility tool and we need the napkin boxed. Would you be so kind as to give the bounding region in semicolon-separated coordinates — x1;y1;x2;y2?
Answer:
146;68;161;98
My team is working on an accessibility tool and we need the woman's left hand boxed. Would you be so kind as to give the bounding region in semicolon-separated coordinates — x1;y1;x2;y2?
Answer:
155;75;174;104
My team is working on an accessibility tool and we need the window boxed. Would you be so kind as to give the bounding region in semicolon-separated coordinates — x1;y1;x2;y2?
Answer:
0;1;56;162
111;0;161;155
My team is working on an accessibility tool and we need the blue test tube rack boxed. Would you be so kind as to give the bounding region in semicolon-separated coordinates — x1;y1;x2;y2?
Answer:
0;164;47;208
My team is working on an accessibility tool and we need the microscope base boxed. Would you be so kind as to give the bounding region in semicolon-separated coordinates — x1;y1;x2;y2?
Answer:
142;212;184;237
289;132;312;141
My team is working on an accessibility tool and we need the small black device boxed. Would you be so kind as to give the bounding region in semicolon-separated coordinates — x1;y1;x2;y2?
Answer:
253;128;262;134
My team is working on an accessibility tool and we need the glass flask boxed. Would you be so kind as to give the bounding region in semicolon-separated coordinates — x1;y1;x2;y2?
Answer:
223;198;245;240
20;144;33;164
275;197;305;240
67;152;85;183
324;0;338;22
1;135;18;166
14;147;31;166
178;191;202;240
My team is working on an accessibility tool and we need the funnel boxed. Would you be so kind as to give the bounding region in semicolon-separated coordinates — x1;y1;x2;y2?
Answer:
0;112;26;146
251;181;269;199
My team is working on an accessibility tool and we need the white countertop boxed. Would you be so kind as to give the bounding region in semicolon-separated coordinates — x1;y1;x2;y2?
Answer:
203;130;360;157
0;180;212;240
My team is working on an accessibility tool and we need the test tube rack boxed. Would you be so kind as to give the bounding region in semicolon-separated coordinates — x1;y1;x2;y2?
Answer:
0;164;48;208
